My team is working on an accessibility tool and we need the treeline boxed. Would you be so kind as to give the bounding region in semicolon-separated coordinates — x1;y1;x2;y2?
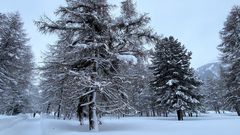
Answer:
0;0;240;132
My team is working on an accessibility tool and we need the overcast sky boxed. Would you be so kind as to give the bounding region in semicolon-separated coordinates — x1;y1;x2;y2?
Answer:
0;0;239;68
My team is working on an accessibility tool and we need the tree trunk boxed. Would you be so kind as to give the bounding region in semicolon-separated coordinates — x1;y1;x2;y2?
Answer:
88;48;99;131
77;96;85;125
177;109;183;121
88;91;99;131
164;112;168;117
57;104;61;118
57;89;63;118
235;104;240;116
46;103;51;114
33;112;36;118
237;111;240;116
152;109;156;117
214;107;220;114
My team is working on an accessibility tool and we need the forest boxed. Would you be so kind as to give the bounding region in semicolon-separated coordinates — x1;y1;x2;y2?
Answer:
0;0;240;133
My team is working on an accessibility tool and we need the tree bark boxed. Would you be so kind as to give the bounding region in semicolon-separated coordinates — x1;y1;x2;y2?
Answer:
88;91;99;131
57;104;61;118
46;103;51;114
177;109;183;121
57;89;63;119
77;96;86;125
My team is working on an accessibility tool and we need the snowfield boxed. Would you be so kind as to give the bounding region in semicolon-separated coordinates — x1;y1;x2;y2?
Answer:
0;112;239;135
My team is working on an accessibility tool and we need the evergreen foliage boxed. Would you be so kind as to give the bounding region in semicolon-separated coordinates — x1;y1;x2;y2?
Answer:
0;12;34;115
150;36;202;120
218;6;240;116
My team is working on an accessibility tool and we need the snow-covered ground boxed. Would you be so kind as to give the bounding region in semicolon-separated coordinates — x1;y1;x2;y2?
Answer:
0;112;239;135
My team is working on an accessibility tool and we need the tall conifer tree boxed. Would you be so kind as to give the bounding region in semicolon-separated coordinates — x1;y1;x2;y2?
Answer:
150;36;202;120
218;6;240;116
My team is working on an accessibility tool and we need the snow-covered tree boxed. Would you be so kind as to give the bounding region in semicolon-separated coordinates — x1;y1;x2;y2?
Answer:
0;13;9;113
150;36;202;120
36;0;157;131
0;12;34;115
117;0;158;117
200;76;225;113
218;5;240;116
121;0;137;19
122;62;147;115
40;35;84;119
25;83;41;114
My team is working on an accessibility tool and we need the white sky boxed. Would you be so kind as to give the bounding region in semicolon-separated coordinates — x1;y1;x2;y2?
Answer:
0;0;239;68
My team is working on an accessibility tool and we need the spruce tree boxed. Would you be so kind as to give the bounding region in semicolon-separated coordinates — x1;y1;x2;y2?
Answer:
150;36;202;120
218;5;240;116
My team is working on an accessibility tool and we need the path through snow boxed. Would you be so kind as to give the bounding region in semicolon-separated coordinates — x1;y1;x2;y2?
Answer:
0;114;42;135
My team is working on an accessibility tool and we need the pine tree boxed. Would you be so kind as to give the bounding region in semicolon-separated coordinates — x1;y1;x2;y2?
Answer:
150;36;202;120
36;0;157;131
218;5;240;116
0;12;34;115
